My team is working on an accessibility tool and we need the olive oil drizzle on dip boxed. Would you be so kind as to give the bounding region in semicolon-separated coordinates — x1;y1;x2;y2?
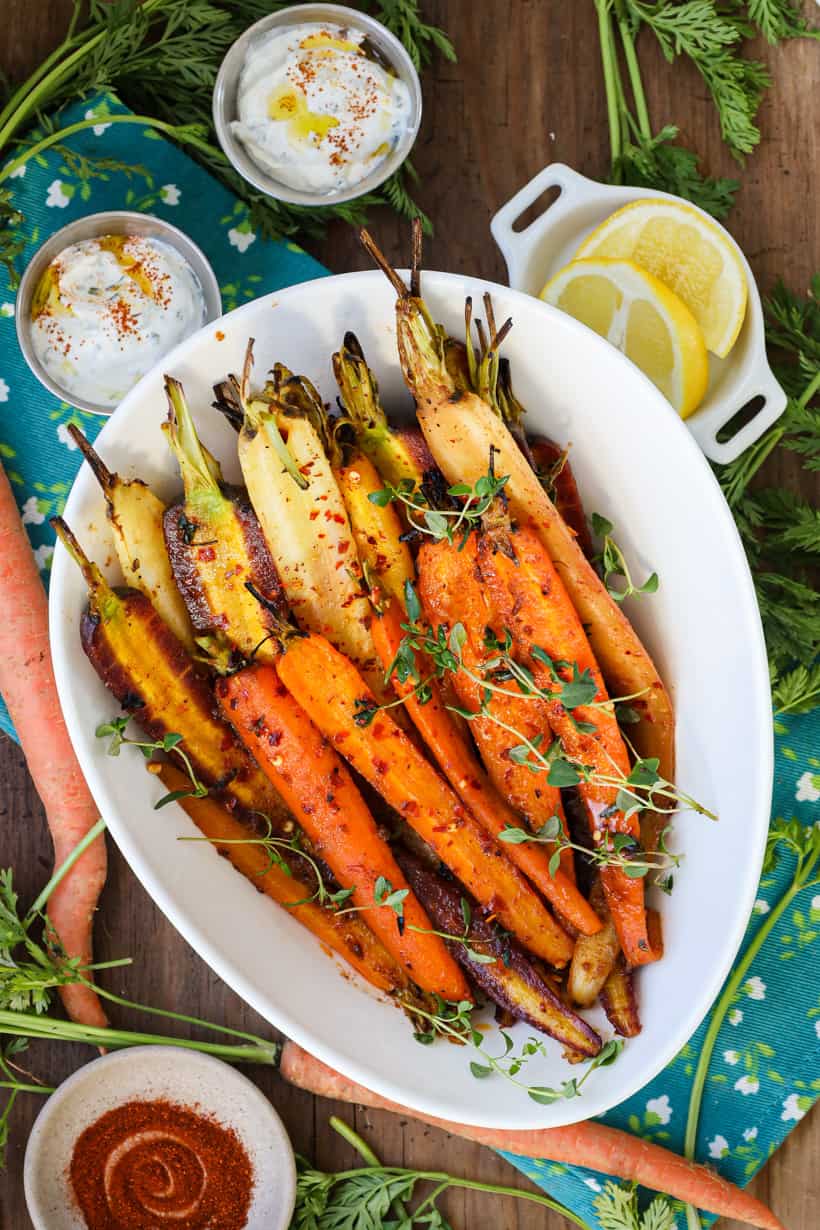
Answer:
231;23;412;194
30;234;206;410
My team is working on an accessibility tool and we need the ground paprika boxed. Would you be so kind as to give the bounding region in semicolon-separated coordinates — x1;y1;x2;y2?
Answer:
69;1098;253;1229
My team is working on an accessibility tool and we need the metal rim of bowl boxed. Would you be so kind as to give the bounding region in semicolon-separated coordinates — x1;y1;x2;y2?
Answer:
23;1045;297;1230
15;211;223;418
212;2;423;207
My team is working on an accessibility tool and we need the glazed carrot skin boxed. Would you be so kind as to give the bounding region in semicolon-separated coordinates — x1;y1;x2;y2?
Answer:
156;764;412;997
416;536;576;884
0;483;107;1030
476;525;659;967
276;633;575;967
528;436;594;559
372;600;601;936
217;664;470;1003
337;453;415;607
280;1043;786;1230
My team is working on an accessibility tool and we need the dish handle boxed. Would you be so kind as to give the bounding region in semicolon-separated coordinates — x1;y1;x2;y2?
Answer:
491;164;603;290
687;361;787;465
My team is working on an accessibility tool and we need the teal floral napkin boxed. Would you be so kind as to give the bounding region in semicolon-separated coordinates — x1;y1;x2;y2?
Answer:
2;89;816;1230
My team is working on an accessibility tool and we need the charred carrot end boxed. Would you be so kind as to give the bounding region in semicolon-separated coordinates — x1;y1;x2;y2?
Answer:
276;632;575;968
373;600;601;937
218;663;471;1003
156;764;409;996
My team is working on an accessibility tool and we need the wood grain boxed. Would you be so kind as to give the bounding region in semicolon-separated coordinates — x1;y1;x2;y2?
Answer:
1;2;817;1227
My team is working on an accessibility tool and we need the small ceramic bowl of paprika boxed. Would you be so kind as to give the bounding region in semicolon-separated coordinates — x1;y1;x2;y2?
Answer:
23;1046;296;1230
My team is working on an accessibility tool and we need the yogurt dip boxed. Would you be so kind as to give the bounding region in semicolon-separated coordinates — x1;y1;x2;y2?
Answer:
30;235;207;409
231;22;413;194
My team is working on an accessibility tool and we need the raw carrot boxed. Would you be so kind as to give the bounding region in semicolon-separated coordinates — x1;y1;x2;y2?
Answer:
372;599;601;936
280;1042;786;1230
416;535;576;883
275;632;575;967
0;467;107;1028
217;664;471;1002
156;764;412;997
477;525;659;967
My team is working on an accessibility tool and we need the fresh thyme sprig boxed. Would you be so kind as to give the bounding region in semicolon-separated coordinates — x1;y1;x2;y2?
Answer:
591;512;659;604
95;716;208;808
369;470;510;547
499;816;681;894
411;994;624;1104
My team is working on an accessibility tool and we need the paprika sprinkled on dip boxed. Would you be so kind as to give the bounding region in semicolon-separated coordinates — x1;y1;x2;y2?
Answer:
29;234;207;410
231;22;413;194
69;1098;254;1230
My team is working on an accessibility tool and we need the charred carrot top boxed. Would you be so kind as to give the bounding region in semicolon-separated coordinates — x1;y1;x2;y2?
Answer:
476;525;660;966
157;764;412;997
372;599;601;937
275;632;575;968
415;536;576;884
217;664;471;1003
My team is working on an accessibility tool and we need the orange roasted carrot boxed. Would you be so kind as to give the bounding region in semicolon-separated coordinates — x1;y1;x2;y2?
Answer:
217;664;470;1002
275;632;574;967
416;536;576;883
156;764;412;996
371;599;601;935
476;525;660;966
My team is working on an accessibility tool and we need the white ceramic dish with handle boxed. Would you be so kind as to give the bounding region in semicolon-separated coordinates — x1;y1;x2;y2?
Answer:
49;269;772;1130
491;163;785;464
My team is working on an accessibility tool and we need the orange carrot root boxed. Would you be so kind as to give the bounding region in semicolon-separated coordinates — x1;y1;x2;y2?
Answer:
280;1042;786;1230
0;466;107;1027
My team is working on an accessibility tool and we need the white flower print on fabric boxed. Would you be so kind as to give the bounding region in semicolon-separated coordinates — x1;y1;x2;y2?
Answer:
21;496;45;526
735;1075;760;1095
0;303;14;318
228;226;256;253
796;771;820;803
645;1095;672;1125
781;1094;809;1122
84;107;112;136
723;1050;740;1066
9;164;26;179
46;179;71;208
812;895;820;911
729;1009;744;1026
815;1020;820;1041
707;1135;729;1159
743;1127;758;1142
33;544;53;570
583;1178;602;1192
744;976;766;1000
753;899;770;915
0;378;8;402
57;423;79;450
160;184;181;205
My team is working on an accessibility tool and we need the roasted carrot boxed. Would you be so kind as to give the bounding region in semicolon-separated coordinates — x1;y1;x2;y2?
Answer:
527;436;594;558
476;524;659;966
567;879;621;1007
0;476;107;1029
217;663;471;1002
337;454;414;607
275;631;575;966
281;1042;786;1230
372;599;601;935
156;764;412;997
68;427;197;653
53;519;286;825
416;535;576;883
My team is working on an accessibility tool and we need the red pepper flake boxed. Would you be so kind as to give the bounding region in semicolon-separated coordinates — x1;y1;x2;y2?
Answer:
197;547;216;563
69;1098;253;1230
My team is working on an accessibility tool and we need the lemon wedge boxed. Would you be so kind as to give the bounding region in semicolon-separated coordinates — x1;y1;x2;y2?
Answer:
541;258;709;418
573;199;747;357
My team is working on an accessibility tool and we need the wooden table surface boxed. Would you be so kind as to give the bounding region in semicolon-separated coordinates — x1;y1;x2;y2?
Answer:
2;3;818;1227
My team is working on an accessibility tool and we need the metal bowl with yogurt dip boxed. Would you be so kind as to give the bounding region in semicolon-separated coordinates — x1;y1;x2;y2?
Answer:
213;3;422;207
16;211;222;417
